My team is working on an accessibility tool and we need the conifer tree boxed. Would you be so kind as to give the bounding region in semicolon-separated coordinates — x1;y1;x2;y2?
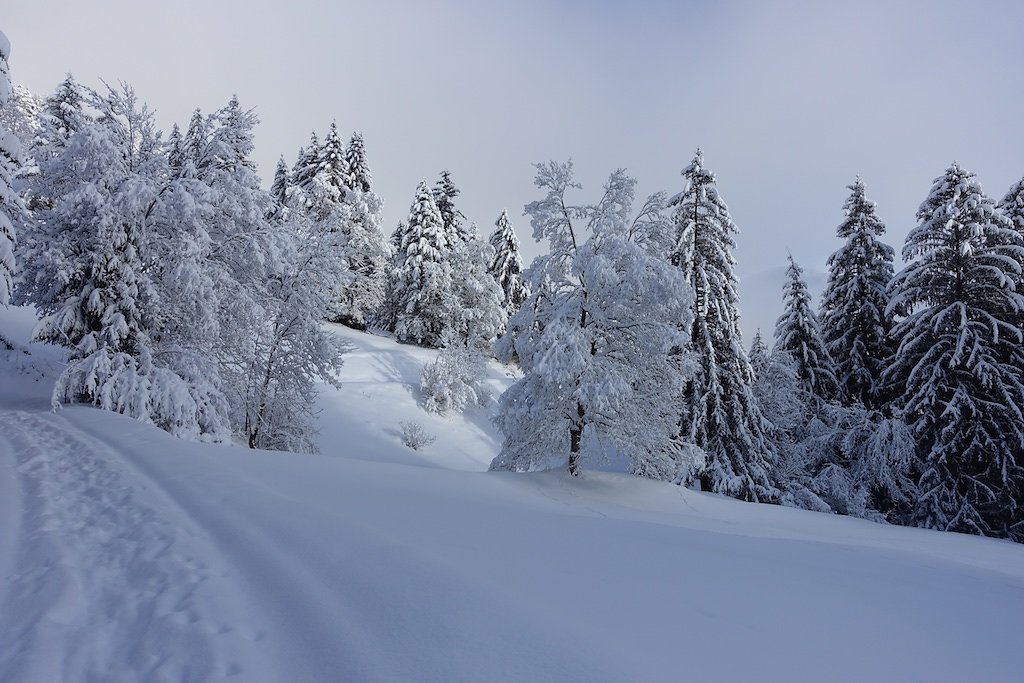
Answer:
290;131;319;204
670;150;776;501
775;255;838;401
392;181;454;346
886;162;1024;539
433;170;468;244
329;136;390;330
38;74;86;147
819;178;896;409
0;30;19;315
998;176;1024;330
488;209;530;315
344;132;372;193
267;155;289;221
450;222;506;348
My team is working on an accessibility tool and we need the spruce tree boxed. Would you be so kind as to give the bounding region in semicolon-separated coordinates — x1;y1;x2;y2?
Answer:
488;209;530;315
267;155;289;221
392;181;454;346
344;132;372;193
886;162;1024;540
433;170;468;244
775;255;838;401
330;133;390;330
670;150;776;501
819;178;896;408
0;30;19;314
998;176;1024;330
38;74;86;147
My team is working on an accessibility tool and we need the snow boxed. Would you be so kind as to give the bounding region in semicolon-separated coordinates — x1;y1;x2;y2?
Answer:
2;306;1024;682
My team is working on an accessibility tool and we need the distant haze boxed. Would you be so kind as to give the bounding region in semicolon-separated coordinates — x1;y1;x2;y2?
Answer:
5;0;1023;339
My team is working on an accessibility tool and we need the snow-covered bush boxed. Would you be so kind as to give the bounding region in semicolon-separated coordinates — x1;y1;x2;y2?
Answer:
421;342;490;414
399;421;435;450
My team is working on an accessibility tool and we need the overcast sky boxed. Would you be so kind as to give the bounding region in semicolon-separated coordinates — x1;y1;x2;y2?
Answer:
5;0;1024;338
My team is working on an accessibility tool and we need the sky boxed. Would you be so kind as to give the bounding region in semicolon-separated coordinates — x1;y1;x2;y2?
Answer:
5;0;1024;339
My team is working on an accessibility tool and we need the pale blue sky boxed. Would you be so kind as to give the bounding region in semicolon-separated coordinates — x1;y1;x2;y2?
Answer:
5;0;1024;338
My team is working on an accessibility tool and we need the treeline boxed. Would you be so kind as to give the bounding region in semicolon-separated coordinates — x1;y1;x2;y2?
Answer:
491;151;1024;543
3;31;1024;542
0;62;528;451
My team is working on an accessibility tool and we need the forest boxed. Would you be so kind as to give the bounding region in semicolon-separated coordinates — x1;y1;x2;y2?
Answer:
3;32;1024;544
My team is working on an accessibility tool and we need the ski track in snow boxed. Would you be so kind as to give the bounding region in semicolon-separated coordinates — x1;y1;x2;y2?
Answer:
0;410;263;683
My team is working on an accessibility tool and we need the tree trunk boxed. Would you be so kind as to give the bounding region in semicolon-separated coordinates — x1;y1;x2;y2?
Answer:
568;402;585;476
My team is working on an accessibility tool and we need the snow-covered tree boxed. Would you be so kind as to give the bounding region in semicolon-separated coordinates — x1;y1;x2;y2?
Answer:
329;133;390;330
450;222;506;349
344;132;371;193
38;74;87;148
433;169;467;244
421;340;491;414
819;178;896;409
886;162;1024;540
492;162;702;481
241;211;348;452
0;29;20;315
488;209;530;316
392;181;454;346
267;155;289;221
16;84;229;438
0;82;41;155
775;255;838;401
998;176;1024;329
670;150;775;501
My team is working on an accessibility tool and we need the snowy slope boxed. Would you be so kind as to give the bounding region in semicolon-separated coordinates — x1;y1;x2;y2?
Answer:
1;311;1024;682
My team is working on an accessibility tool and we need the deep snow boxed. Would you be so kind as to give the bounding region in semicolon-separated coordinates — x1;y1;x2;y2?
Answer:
2;309;1024;682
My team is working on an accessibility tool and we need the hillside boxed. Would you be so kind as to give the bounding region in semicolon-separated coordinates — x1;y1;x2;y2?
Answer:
1;312;1023;682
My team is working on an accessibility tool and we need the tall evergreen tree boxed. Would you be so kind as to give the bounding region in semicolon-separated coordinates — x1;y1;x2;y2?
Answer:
819;178;896;408
38;74;86;147
886;162;1024;540
392;181;454;346
16;85;229;438
433;169;468;244
267;155;289;221
290;131;319;206
775;255;838;401
670;150;776;501
329;134;390;330
0;30;19;316
344;132;372;193
488;209;530;315
450;221;506;349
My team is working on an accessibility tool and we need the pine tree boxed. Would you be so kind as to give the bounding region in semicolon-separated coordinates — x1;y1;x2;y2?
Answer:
493;162;701;480
182;108;209;167
392;181;455;346
16;84;229;438
290;131;319;205
775;255;838;401
886;162;1024;539
0;30;19;314
344;132;372;193
38;74;86;147
450;222;507;349
670;150;776;501
488;209;530;316
819;178;896;409
998;176;1024;330
433;170;468;244
267;156;289;221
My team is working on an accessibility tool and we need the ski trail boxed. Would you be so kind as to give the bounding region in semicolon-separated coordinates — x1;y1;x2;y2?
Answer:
0;410;265;683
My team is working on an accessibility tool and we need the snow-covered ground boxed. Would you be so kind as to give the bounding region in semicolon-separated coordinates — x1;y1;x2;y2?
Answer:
2;310;1024;682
